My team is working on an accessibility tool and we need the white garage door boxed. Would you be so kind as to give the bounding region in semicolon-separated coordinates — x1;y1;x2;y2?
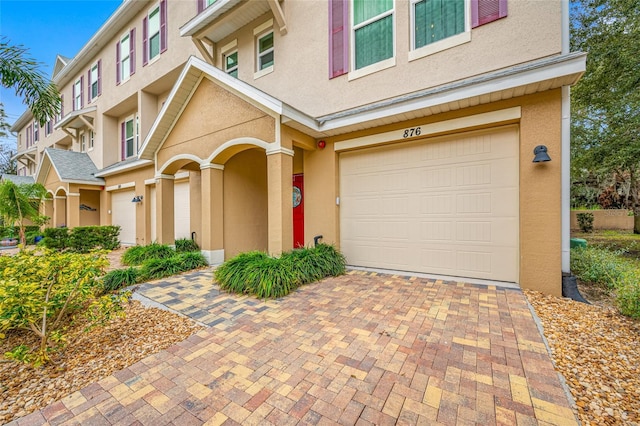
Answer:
174;181;191;240
340;126;519;282
112;190;136;245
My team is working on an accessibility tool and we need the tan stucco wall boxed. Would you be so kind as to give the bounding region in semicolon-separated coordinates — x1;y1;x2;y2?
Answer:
217;0;562;117
79;190;101;227
223;149;268;258
571;210;634;231
157;78;276;170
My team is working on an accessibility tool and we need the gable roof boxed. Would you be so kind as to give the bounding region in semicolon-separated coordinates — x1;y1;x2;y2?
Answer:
36;148;105;186
138;56;316;160
52;55;72;79
0;174;35;185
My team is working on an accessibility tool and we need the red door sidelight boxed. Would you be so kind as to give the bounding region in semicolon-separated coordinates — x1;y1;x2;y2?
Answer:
293;174;304;247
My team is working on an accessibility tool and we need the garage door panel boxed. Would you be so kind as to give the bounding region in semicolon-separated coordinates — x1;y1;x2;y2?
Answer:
340;126;519;282
112;191;136;246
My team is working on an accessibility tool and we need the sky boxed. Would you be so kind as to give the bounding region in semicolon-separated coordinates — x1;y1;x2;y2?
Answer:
0;0;122;149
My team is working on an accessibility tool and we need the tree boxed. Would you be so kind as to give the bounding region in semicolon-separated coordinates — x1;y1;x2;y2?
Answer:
0;37;60;125
0;180;48;246
570;0;640;230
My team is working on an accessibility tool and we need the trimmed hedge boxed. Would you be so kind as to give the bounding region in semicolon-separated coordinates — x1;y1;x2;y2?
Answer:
43;226;120;253
215;244;346;298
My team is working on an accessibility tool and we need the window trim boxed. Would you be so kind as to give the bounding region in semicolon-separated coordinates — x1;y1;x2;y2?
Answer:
408;0;471;62
348;0;396;79
89;130;95;151
254;20;274;79
118;31;133;83
74;78;83;110
89;61;101;102
122;115;138;160
147;3;161;63
80;132;87;153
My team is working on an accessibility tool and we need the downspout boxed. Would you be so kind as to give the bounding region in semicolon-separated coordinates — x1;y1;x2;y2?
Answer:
561;0;589;303
561;0;570;275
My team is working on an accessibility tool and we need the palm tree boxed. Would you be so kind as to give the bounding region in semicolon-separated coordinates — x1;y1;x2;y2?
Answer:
0;37;60;125
0;180;48;247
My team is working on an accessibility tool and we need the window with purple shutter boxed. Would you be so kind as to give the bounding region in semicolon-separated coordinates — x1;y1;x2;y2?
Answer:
329;0;348;79
87;69;91;103
143;16;149;66
160;0;167;53
472;0;507;28
72;83;76;111
80;76;84;109
116;41;121;84
197;0;204;14
130;28;136;75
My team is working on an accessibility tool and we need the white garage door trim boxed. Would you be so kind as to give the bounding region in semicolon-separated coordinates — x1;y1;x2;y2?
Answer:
339;125;519;282
111;190;136;246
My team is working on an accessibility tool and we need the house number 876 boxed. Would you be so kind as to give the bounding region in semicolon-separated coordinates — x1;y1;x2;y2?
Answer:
403;127;421;138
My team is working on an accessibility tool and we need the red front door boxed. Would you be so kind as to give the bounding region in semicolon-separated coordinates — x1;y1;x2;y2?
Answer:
293;174;304;247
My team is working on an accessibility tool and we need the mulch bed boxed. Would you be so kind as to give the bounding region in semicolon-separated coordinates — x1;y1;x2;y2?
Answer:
525;290;640;425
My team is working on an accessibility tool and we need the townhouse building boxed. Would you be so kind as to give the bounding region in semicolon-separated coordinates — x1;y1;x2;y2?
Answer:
10;0;586;295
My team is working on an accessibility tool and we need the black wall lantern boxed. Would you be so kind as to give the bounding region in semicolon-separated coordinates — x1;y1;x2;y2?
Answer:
532;145;551;163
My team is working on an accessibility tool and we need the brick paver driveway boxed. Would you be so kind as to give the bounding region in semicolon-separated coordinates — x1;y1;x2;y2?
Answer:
13;270;577;425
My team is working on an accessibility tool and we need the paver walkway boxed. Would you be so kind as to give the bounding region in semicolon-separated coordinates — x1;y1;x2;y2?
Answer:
12;270;578;425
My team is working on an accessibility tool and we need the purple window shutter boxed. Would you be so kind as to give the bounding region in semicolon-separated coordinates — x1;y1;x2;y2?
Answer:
97;60;102;95
472;0;508;28
197;0;204;14
80;76;84;109
87;69;92;103
121;122;126;160
116;42;121;84
329;0;348;79
60;94;64;118
72;84;76;111
143;16;149;66
130;28;136;75
160;0;167;53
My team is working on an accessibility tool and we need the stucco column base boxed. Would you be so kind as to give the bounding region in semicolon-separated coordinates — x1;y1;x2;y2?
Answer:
267;152;293;255
53;196;66;227
156;175;175;245
200;165;224;264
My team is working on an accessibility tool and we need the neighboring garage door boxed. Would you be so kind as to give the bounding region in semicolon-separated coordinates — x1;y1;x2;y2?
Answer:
340;126;519;282
112;190;136;245
174;181;191;240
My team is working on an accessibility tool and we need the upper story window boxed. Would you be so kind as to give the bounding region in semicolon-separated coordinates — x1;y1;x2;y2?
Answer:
352;0;394;71
143;1;167;66
225;51;238;77
254;20;274;79
56;95;63;122
33;122;39;142
121;115;138;160
26;125;32;148
89;130;95;150
73;78;83;110
197;0;217;13
409;0;471;60
81;133;87;152
45;119;53;136
88;61;102;101
116;30;136;84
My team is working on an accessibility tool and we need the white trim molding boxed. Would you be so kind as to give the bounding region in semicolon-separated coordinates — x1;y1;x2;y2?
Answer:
155;173;175;180
334;107;521;152
105;182;136;192
265;147;295;157
200;163;225;171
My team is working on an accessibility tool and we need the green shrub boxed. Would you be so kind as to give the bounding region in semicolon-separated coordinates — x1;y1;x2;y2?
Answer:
139;256;184;280
175;238;199;253
122;242;174;266
577;212;594;233
43;227;69;250
215;244;346;298
215;251;269;294
616;275;640;318
42;226;120;252
102;267;140;293
0;249;120;365
177;251;208;270
571;246;626;289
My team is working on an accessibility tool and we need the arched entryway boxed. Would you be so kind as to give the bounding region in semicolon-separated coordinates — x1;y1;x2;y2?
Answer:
53;188;67;227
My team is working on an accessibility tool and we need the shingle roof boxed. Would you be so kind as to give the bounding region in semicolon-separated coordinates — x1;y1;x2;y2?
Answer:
0;174;35;185
44;148;105;184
